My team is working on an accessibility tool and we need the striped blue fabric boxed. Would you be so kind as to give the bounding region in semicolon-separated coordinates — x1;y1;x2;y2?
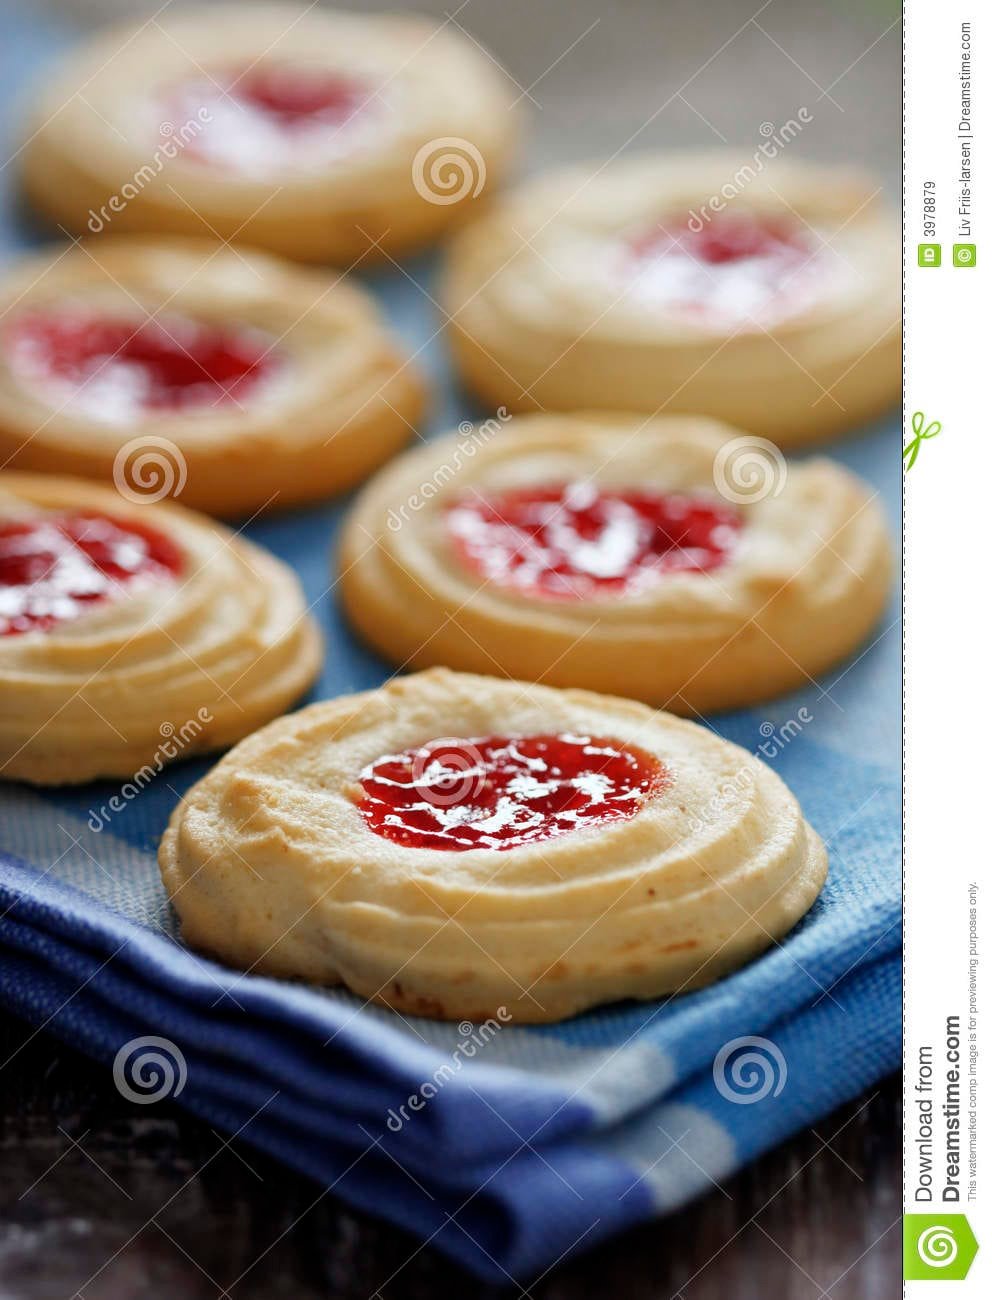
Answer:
0;420;899;1281
0;8;900;1279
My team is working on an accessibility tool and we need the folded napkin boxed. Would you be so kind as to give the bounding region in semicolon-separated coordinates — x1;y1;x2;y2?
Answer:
0;0;902;1273
0;425;900;1278
0;753;900;1281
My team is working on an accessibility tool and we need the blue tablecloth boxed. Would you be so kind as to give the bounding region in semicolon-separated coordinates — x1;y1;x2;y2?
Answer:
0;418;901;1281
0;2;900;1282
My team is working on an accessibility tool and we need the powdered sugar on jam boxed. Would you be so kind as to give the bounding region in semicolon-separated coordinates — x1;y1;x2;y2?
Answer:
357;733;666;851
3;309;277;421
620;209;823;325
0;511;183;636
446;483;741;599
161;65;381;173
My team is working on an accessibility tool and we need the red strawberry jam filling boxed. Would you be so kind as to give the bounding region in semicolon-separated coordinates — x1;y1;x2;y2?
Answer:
623;209;818;324
447;483;741;599
164;65;377;172
4;310;277;420
0;511;183;636
357;733;666;851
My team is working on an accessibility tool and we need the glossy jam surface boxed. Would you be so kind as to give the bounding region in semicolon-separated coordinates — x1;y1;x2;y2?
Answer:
4;310;277;421
0;511;184;636
447;483;741;599
357;733;666;852
623;210;818;325
165;65;377;173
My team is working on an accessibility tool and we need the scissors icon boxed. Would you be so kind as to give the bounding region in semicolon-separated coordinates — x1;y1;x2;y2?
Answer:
903;411;942;471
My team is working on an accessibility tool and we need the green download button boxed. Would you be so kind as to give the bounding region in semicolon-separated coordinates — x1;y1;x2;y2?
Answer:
904;1214;979;1280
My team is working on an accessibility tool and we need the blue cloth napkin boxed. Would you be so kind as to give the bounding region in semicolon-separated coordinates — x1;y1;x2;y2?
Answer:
0;9;900;1279
0;421;900;1282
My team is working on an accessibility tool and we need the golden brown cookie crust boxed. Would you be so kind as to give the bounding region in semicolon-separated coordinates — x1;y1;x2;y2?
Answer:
21;5;519;264
339;414;893;714
0;472;321;785
443;154;901;445
159;669;828;1022
0;238;426;517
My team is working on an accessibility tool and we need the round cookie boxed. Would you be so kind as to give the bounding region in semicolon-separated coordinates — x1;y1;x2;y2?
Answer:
21;4;518;265
159;668;828;1022
0;239;425;517
443;153;901;444
339;414;892;714
0;472;321;785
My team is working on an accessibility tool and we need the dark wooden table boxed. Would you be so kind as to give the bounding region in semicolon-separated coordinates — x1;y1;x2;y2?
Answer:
0;1009;901;1299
